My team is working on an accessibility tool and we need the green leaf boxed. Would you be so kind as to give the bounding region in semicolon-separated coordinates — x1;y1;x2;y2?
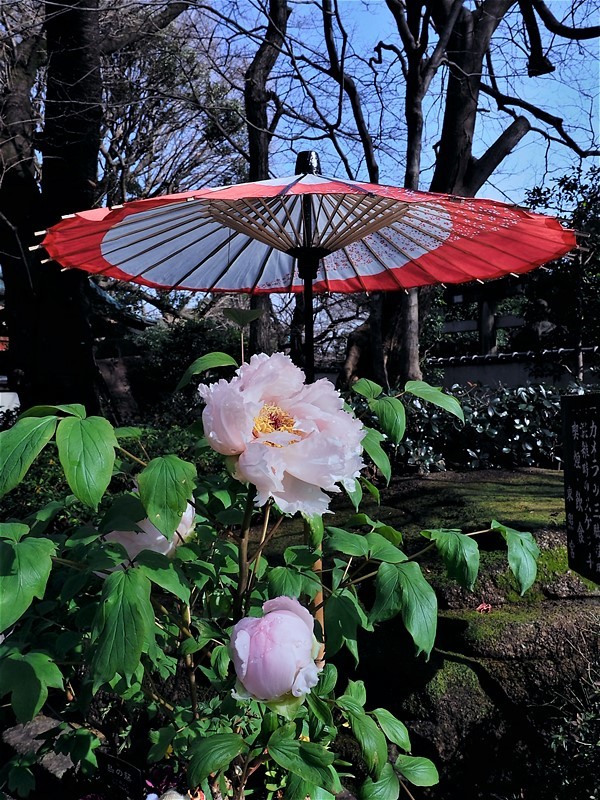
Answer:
303;513;325;549
90;568;155;685
56;416;118;510
361;427;391;484
371;709;411;752
360;763;400;800
188;733;248;785
352;379;383;400
114;426;143;439
365;532;407;564
404;381;464;423
7;762;36;796
340;705;388;778
324;527;369;558
0;536;56;633
492;520;540;594
148;727;177;763
98;494;146;534
268;725;338;792
345;478;363;512
394;755;439;786
0;416;57;498
222;307;265;327
305;690;334;728
0;523;30;543
176;352;238;391
369;397;406;444
324;589;371;663
268;566;303;598
135;550;191;603
370;562;437;658
0;652;63;722
137;455;196;537
425;528;480;590
317;663;338;696
19;403;86;419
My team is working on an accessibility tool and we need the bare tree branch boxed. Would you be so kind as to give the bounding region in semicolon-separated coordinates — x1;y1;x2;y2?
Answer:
531;0;600;40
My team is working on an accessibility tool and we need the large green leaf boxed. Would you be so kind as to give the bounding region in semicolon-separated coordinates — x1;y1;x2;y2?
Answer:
492;520;540;594
339;703;388;778
137;455;197;537
365;532;407;564
268;566;303;598
0;536;56;633
361;427;391;484
371;708;411;752
370;562;437;657
135;550;191;603
176;352;238;391
0;651;63;722
369;396;406;444
56;416;118;509
424;528;480;590
395;755;439;786
19;404;86;419
324;527;369;558
404;381;464;423
324;589;371;663
360;763;400;800
268;725;338;793
0;416;57;498
90;568;154;685
352;379;383;400
187;733;248;785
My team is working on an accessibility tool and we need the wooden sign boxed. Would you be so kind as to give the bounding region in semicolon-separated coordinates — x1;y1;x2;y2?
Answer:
561;394;600;582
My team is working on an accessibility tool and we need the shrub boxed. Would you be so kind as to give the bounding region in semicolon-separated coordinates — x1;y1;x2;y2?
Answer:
394;383;587;473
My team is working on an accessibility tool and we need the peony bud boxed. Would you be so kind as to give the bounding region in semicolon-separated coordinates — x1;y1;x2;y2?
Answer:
230;596;321;702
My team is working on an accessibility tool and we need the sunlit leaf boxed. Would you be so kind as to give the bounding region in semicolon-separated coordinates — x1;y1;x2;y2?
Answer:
56;416;117;509
404;381;464;423
176;352;238;391
492;520;540;594
0;416;57;498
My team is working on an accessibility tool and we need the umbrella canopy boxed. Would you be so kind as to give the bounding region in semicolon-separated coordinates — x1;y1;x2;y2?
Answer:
40;154;577;379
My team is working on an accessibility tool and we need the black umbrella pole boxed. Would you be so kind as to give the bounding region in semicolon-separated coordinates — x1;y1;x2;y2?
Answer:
303;274;315;383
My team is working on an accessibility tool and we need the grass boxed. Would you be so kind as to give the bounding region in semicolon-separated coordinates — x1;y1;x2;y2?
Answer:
267;468;566;554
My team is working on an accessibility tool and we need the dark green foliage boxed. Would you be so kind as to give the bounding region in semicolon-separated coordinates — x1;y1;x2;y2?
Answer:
395;383;586;473
124;318;239;423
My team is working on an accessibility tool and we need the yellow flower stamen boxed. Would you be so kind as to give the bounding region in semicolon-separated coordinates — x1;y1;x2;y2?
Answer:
253;404;297;438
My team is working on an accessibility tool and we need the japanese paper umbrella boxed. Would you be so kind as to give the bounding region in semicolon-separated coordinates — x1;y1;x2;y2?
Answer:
40;151;576;381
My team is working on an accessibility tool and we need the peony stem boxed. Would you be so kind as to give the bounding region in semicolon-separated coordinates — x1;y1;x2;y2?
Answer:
304;517;325;665
115;445;148;468
236;485;257;617
247;500;272;591
183;603;199;719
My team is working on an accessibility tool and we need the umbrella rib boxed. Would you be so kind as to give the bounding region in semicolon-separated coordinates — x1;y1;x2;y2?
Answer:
326;196;409;251
323;246;371;294
209;198;296;251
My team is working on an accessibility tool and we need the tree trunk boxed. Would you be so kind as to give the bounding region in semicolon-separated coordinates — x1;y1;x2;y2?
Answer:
244;0;290;359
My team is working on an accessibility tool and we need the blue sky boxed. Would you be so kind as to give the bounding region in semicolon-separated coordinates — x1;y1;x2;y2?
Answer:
278;0;599;205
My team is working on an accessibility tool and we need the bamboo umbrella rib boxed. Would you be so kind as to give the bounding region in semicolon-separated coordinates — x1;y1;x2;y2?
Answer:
209;197;300;251
325;196;411;251
274;194;303;244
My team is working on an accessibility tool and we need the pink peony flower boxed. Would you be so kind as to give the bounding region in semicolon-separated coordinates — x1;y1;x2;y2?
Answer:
230;596;320;702
198;353;364;515
103;503;195;562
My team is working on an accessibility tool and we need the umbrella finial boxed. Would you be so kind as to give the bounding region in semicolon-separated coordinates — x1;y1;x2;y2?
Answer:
295;151;321;175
